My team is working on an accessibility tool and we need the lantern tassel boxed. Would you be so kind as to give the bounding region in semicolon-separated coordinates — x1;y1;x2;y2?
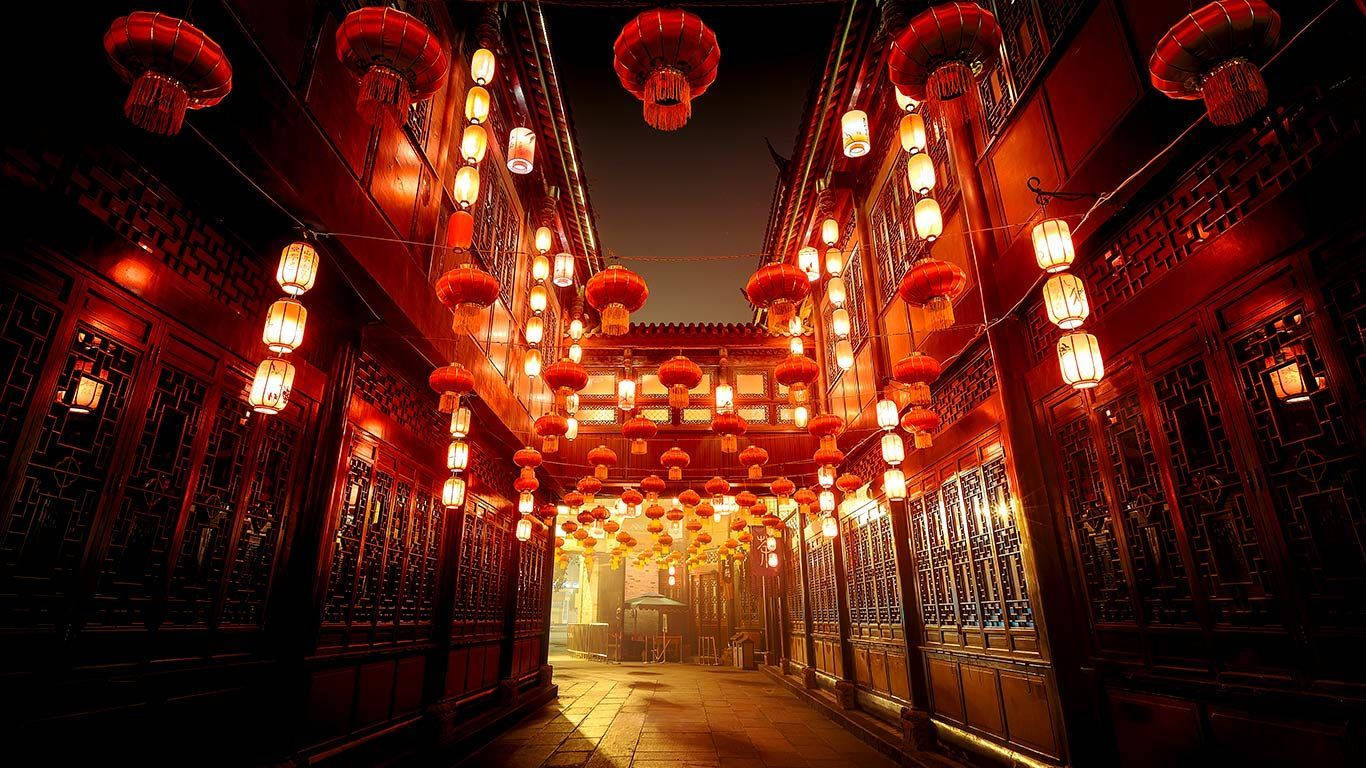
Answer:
125;71;190;136
927;60;974;103
1201;57;1267;127
668;467;682;481
644;66;692;131
601;303;630;335
748;465;762;480
358;65;411;126
925;297;955;331
669;385;688;410
542;435;559;454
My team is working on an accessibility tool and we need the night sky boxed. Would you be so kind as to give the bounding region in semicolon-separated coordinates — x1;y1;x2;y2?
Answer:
544;3;840;324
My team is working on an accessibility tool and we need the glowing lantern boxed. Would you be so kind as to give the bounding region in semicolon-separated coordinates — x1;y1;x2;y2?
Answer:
1267;351;1318;403
449;406;472;439
1149;1;1281;127
442;476;466;509
739;445;769;479
818;466;835;489
613;8;720;131
276;242;319;296
831;308;851;339
711;411;747;454
1043;273;1090;330
565;394;580;416
821;515;839;538
543;359;587;411
795;488;817;513
906;153;936;195
565;416;579;441
516;516;533;542
552;252;575;287
63;367;106;414
835;340;854;371
531;254;551;284
519;492;534;515
841;109;870;157
771;477;795;502
460;124;488;164
714;383;735;415
794;405;809;429
819;490;836;513
103;12;233;136
659;356;703;409
436;263;499;332
901;407;941;449
641;475;667;500
679;489;701;510
1057;331;1104;390
535;226;554;254
746;262;810;333
617;377;637;411
790;336;805;355
821;217;839;247
471;47;496;86
535;413;568;453
588;445;618;481
586;265;649;335
623;414;657;454
568;318;585;341
798;246;820;281
507;127;536;174
827;277;847;308
884;469;907;501
454;165;480;208
262;298;307;354
525;315;545;345
529;284;548;314
577;476;603;503
704;476;730;500
809;413;844;452
914;197;943;241
825;248;844;277
668;574;676;586
1032;219;1076;273
892;352;942;406
447;441;470;471
447;210;475;250
465;85;490;124
899;112;927;154
767;551;779;568
895;86;919;112
881;433;906;465
524;348;543;378
899;259;966;331
249;358;295;415
568;344;583;363
775;354;819;407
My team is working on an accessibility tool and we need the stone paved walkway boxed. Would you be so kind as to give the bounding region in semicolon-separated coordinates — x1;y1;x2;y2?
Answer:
456;657;900;768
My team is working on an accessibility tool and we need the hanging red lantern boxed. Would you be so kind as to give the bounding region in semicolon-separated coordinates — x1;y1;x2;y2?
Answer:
661;446;691;481
696;502;715;520
794;488;817;513
658;356;703;409
436;263;500;332
901;406;941;449
711;411;747;454
678;489;702;509
814;447;846;470
592;505;611;522
513;446;543;470
892;352;942;406
836;473;863;494
1150;1;1281;127
736;490;758;509
585;265;649;335
898;259;967;332
763;512;782;529
563;491;585;510
640;474;667;499
103;12;233;136
666;506;685;523
447;210;475;250
603;520;621;535
775;354;820;406
770;476;795;501
588;444;618;481
577;476;603;500
887;2;1001;103
515;474;539;494
645;503;666;520
658;533;674;547
739;445;769;480
535;413;569;454
808;413;845;452
428;363;475;413
622;415;658;455
704;476;730;498
685;518;703;533
613;8;720;131
577;509;596;526
745;262;810;333
697;532;713;545
621;488;645;509
335;7;449;125
544;358;589;409
561;520;578;535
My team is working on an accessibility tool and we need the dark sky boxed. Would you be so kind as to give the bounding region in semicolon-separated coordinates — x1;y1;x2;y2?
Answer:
544;3;839;324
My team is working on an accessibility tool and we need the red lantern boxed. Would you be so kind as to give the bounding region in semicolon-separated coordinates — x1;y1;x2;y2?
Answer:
429;363;475;413
1150;1;1281;127
775;355;820;406
901;406;941;449
836;473;863;494
515;474;539;494
667;506;685;522
661;446;691;481
679;489;702;509
640;474;667;499
604;520;621;535
621;488;645;509
576;509;595;526
658;534;674;547
711;412;747;454
577;477;603;500
335;7;448;125
697;532;713;545
436;263;500;333
892;353;942;406
561;520;578;535
588;444;618;481
645;504;666;520
623;415;658;455
771;477;796;501
739;445;769;480
514;447;543;469
736;490;758;509
696;502;715;520
685;518;703;533
592;505;611;522
763;513;782;529
794;488;817;512
808;413;845;452
535;413;569;454
563;491;585;510
814;447;846;470
658;356;703;409
887;2;1001;103
704;476;730;498
585;265;649;335
745;263;810;333
447;210;475;250
613;8;720;131
898;259;967;332
103;12;232;136
544;358;589;408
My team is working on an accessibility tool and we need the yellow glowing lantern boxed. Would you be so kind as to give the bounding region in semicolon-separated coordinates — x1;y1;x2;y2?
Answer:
825;248;844;277
788;316;803;336
565;393;580;415
507;127;536;174
617;378;636;411
465;86;490;124
449;406;472;439
249;357;295;415
1042;273;1090;330
790;336;804;355
876;399;899;430
827;276;846;307
819;490;836;513
894;86;919;112
1057;332;1104;389
835;339;854;370
818;465;835;489
525;315;545;345
454;165;480;209
442;476;467;509
64;370;106;414
471;47;496;86
881;432;905;464
822;515;838;538
532;253;551;283
565;416;579;441
899;112;927;154
277;241;319;296
460;124;488;164
568;343;583;363
821;217;839;247
535;226;553;254
447;441;470;471
883;468;907;501
553;252;575;287
1032;219;1076;273
668;574;676;587
714;383;734;414
524;348;543;378
568;318;585;341
794;405;809;429
906;153;936;195
516;516;533;542
831;308;851;338
519;492;534;515
1267;353;1317;403
798;246;820;281
841;109;870;157
529;284;548;314
767;551;779;568
914;198;943;241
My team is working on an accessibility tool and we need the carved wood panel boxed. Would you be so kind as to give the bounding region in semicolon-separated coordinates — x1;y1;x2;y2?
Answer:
805;532;838;636
841;505;902;640
221;414;301;626
452;497;510;638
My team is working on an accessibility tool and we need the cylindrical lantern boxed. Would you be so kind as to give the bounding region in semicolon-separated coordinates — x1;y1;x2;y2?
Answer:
794;405;809;429
906;153;936;195
1032;219;1076;273
899;112;927;154
790;336;805;355
895;86;919;112
471;48;496;86
827;277;846;307
767;551;779;568
454;165;480;209
876;399;899;430
819;490;836;513
535;226;553;254
525;315;545;345
825;248;844;277
460;124;488;164
565;416;579;441
529;284;548;314
798;246;820;281
531;254;551;283
262;298;307;354
822;515;838;538
715;384;734;414
568;318;584;340
841;109;870;157
568;343;583;363
553;252;575;287
831;308;851;338
519;492;534;515
507;127;535;174
883;468;907;501
249;357;295;415
465;85;490;124
565;393;580;415
1057;331;1104;389
524;348;543;378
442;476;467;509
516;516;533;542
277;242;319;296
835;340;854;371
449;406;472;438
1043;273;1090;330
914;197;943;241
821;217;839;247
447;440;470;471
881;432;905;465
64;372;106;414
617;378;636;411
818;465;835;489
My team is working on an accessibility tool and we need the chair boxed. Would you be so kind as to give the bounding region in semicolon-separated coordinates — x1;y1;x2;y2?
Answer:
697;635;720;665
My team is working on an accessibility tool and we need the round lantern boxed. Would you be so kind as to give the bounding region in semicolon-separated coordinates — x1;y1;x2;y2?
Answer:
739;445;769;480
736;491;758;509
887;2;1002;103
679;489;702;510
436;263;499;332
249;357;295;415
263;298;307;355
901;407;941;449
775;354;819;406
898;259;967;331
841;109;871;157
711;412;747;454
1042;273;1090;330
471;47;496;86
1057;331;1105;390
794;488;817;514
814;447;846;475
659;356;703;409
1149;1;1280;126
588;445;618;481
613;8;720;131
577;476;603;503
335;7;448;125
461;124;488;164
640;474;667;499
564;491;585;510
544;358;589;408
745;263;810;333
621;488;645;512
892;352;942;406
623;415;658;455
704;476;730;499
696;503;715;520
1032;219;1075;273
808;413;845;451
661;446;691;481
104;12;233;136
602;520;620;536
645;504;666;520
585;265;649;335
507;127;536;174
535;413;568;454
771;477;795;502
900;112;927;154
515;474;539;494
465;85;490;124
836;473;863;495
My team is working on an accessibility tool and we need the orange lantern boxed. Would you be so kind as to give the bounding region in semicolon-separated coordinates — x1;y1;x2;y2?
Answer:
661;446;691;481
704;476;730;499
808;413;845;452
898;258;967;332
658;355;703;409
588;445;618;481
623;415;658;455
535;412;568;454
892;352;942;406
770;477;795;502
745;262;810;333
739;445;769;480
428;362;475;413
436;263;500;333
585;265;649;335
775;354;819;406
543;358;589;409
640;474;667;499
711;411;747;454
900;407;941;449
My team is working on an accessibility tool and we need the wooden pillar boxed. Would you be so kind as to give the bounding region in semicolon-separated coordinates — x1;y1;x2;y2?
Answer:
421;487;467;728
829;518;858;709
886;497;935;748
940;96;1100;766
795;516;817;684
